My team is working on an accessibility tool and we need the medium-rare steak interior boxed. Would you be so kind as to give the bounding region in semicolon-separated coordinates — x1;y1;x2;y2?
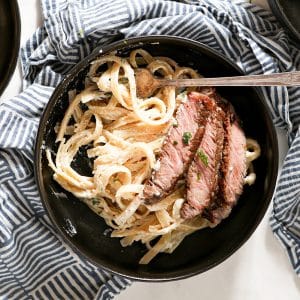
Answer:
205;105;247;225
144;91;248;224
143;93;215;205
181;104;225;219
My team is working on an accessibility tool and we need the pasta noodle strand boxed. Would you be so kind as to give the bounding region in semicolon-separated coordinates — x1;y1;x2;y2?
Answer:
47;50;261;264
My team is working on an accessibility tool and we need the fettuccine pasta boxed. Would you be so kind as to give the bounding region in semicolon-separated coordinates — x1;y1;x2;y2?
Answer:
46;49;260;264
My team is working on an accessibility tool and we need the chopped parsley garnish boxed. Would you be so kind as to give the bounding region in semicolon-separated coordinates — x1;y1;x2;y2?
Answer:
119;77;128;84
182;132;192;145
104;92;112;97
197;173;201;180
173;140;178;146
197;149;209;167
92;199;99;205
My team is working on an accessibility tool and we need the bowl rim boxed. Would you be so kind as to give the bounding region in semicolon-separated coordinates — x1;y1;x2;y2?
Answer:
0;0;21;97
34;35;279;281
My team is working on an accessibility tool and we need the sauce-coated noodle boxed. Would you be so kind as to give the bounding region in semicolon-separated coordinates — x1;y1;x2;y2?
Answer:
46;50;260;264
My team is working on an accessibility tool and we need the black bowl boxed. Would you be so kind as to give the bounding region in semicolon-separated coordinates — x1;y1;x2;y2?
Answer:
268;0;300;45
35;36;278;281
0;0;20;96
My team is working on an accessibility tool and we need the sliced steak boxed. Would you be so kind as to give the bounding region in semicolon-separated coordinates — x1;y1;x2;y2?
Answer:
204;202;233;227
205;104;247;225
143;92;215;205
181;103;225;219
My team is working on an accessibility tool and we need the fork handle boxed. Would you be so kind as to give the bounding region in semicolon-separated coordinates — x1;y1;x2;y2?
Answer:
160;71;300;87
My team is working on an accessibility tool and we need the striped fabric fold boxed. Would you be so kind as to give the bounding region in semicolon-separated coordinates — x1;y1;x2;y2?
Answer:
1;0;300;298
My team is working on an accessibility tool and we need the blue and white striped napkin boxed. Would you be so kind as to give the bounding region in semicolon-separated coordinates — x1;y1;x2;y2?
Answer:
1;0;300;298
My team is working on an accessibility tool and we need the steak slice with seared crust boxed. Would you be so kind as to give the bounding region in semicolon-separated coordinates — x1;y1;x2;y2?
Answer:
143;92;214;205
181;102;225;219
205;104;247;225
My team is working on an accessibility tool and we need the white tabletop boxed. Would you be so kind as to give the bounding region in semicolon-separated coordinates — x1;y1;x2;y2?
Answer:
2;1;299;299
